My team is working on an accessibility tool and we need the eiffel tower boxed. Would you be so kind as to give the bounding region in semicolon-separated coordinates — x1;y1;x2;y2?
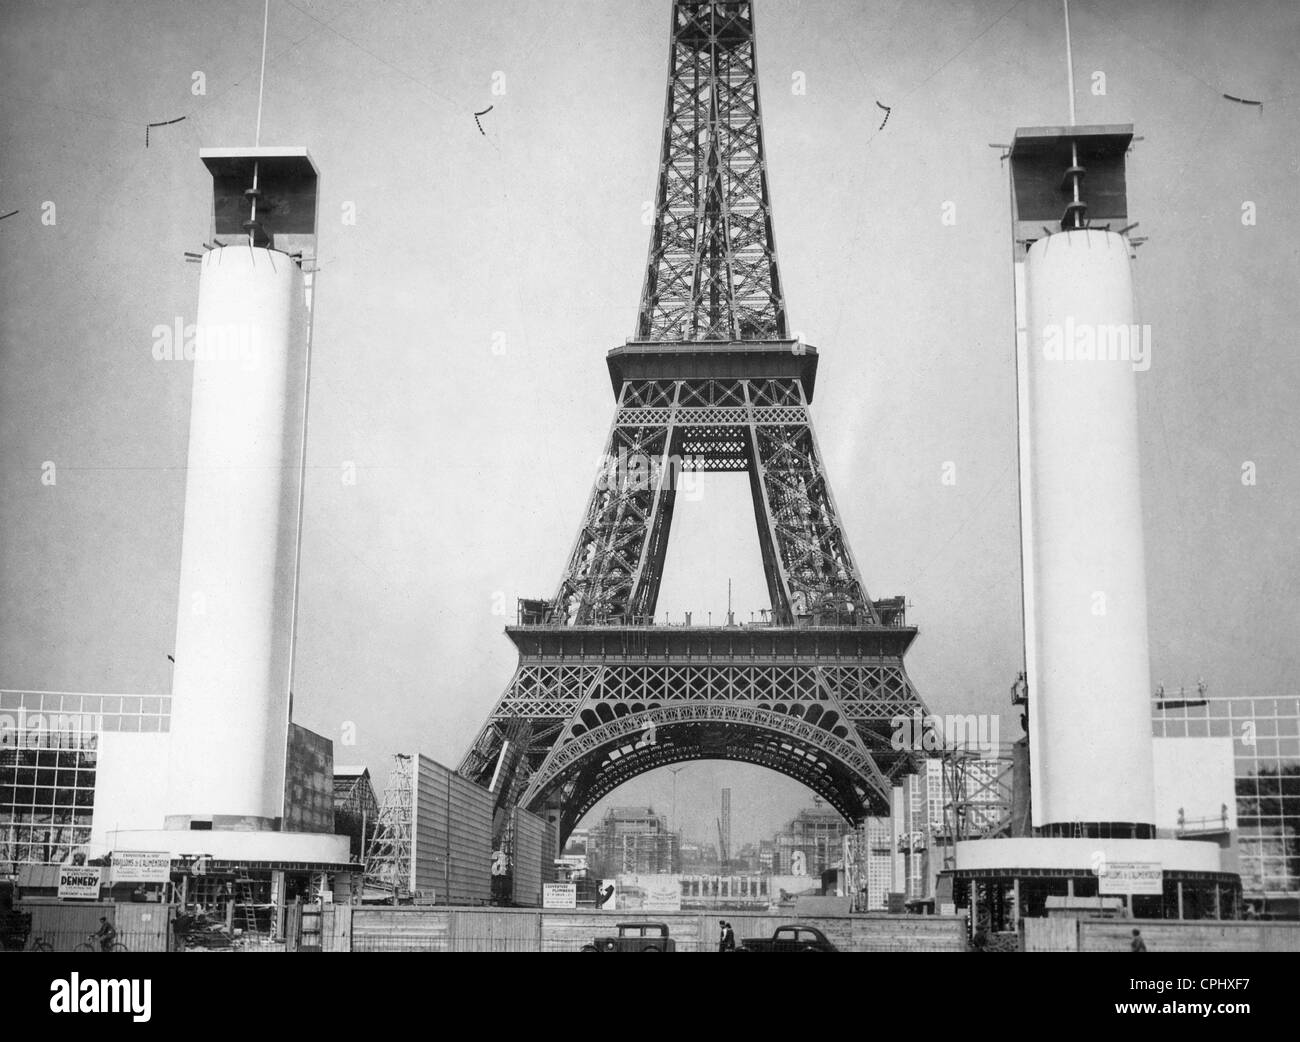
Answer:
460;0;928;854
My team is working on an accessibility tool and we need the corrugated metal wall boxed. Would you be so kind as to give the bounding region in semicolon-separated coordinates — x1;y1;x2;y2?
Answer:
313;906;1300;953
544;820;558;883
412;755;492;905
451;910;540;951
351;907;451;952
1024;916;1079;951
339;907;541;951
848;913;968;952
540;913;708;952
23;899;172;952
321;905;972;952
1079;918;1300;953
511;807;549;907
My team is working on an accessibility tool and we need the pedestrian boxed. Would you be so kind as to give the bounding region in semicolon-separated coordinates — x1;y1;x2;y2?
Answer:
723;921;735;952
172;908;192;953
1130;928;1147;952
717;919;728;952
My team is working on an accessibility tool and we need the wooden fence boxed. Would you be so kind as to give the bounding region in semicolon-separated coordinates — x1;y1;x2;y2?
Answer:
1026;916;1300;952
323;906;969;953
21;899;172;952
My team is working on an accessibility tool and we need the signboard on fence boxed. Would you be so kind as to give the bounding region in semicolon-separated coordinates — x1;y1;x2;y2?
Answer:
543;883;577;909
641;883;682;912
57;865;103;899
1098;861;1163;895
111;850;171;884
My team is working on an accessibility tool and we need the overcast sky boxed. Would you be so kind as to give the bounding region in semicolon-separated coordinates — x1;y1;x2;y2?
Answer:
2;0;1298;847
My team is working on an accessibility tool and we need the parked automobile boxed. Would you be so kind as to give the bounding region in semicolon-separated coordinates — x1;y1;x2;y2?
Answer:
737;924;838;952
581;922;676;952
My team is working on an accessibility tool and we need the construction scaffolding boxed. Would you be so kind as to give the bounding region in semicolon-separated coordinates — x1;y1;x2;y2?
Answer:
363;754;413;901
939;743;1017;871
333;765;380;862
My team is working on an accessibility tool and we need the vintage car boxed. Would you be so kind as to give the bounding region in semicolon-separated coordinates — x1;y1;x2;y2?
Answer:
737;924;839;952
581;921;676;952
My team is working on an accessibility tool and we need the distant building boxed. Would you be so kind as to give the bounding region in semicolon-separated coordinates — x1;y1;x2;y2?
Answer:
558;828;590;875
680;873;769;910
588;806;680;876
863;817;895;911
772;803;851;876
896;756;1012;901
720;787;732;864
734;842;761;872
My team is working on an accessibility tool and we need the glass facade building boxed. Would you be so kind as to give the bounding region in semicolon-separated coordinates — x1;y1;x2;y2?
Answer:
1153;695;1300;906
0;689;170;867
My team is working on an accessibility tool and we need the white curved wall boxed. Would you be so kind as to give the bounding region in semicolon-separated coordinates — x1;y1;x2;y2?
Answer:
1022;231;1155;827
107;828;351;866
165;246;309;823
956;837;1222;874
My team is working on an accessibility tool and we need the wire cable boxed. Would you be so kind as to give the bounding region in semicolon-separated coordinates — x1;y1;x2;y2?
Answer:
255;0;271;145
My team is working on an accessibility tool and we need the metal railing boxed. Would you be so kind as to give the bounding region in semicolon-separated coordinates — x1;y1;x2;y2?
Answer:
514;605;907;630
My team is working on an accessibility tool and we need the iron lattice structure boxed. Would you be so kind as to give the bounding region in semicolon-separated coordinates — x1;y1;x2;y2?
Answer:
363;754;413;899
638;0;784;341
461;0;927;850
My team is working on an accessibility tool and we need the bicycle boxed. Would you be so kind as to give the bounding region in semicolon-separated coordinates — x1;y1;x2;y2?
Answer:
73;933;129;953
26;933;54;953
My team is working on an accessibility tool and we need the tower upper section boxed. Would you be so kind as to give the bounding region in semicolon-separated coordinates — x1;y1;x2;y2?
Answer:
636;1;786;343
200;146;319;262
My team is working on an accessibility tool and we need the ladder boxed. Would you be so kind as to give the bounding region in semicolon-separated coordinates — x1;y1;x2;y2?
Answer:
235;878;261;939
